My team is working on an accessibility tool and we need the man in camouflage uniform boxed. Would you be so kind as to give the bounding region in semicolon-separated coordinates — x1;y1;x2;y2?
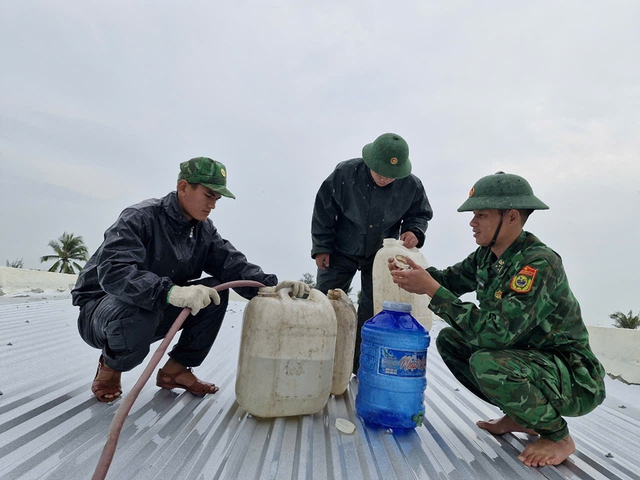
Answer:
389;172;606;467
73;157;309;403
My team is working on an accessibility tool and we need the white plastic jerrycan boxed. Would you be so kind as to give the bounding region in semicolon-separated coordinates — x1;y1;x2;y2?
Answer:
235;287;337;418
372;238;433;330
327;289;357;396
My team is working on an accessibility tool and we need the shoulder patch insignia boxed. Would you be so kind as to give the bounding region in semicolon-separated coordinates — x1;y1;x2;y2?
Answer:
510;265;538;293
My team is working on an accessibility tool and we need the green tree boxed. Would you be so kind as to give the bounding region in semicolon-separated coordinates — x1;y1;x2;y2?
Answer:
5;258;24;268
300;272;316;288
300;272;354;295
609;310;640;329
40;232;89;274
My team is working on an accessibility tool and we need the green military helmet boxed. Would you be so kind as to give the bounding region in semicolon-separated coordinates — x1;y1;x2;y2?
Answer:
178;157;236;199
362;133;412;179
457;172;549;212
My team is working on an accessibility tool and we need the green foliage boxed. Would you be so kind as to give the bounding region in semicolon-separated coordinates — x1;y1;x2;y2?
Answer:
300;272;315;287
299;272;354;296
5;258;24;268
609;310;640;329
40;232;89;274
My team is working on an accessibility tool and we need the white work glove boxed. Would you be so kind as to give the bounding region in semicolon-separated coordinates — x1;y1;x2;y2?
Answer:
167;285;220;315
275;280;311;298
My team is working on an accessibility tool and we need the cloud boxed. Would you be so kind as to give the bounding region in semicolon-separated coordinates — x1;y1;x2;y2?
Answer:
1;0;639;326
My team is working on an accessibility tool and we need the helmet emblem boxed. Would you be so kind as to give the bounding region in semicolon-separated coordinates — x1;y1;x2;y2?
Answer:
469;187;475;197
221;168;226;178
390;157;398;165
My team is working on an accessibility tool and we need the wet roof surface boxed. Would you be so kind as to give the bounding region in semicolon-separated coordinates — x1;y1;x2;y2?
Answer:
1;297;639;480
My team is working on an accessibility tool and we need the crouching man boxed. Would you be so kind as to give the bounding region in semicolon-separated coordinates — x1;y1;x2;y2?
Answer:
389;172;605;467
72;157;309;403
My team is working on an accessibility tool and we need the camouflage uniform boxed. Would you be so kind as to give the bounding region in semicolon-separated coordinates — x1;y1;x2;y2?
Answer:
428;231;606;441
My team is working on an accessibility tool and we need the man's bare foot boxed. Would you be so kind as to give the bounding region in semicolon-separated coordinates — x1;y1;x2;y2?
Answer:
476;415;538;435
517;434;575;467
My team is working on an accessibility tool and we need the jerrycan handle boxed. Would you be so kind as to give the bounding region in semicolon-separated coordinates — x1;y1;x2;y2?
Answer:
273;287;324;303
257;286;309;300
383;237;422;252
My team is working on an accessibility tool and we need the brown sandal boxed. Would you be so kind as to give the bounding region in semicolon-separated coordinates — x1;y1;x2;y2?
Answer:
92;355;122;403
156;366;219;396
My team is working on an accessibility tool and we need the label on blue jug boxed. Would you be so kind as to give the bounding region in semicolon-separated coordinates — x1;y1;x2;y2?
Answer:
378;348;427;377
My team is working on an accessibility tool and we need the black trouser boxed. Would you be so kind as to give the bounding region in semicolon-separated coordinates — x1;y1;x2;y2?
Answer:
77;276;229;372
315;252;374;374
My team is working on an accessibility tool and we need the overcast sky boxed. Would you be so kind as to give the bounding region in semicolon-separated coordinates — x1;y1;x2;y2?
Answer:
1;1;638;326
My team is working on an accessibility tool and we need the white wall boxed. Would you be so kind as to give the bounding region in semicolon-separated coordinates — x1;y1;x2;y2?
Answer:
588;326;640;385
0;266;77;294
0;266;247;301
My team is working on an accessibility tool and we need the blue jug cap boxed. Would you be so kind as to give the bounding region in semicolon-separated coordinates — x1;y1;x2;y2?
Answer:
382;301;412;313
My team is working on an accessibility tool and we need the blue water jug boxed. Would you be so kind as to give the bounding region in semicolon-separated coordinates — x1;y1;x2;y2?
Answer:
355;301;430;430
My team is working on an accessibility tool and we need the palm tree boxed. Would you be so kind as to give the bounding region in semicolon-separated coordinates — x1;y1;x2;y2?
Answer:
609;310;640;329
40;232;89;274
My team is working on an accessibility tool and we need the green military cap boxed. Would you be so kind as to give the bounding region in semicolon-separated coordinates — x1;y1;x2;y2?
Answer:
362;133;412;179
178;157;236;199
457;171;549;212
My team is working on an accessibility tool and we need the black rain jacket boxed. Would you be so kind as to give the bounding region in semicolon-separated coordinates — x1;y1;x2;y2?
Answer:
72;192;277;312
311;158;433;259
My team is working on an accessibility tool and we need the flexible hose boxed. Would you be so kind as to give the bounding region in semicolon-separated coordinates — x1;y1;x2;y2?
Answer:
92;280;266;480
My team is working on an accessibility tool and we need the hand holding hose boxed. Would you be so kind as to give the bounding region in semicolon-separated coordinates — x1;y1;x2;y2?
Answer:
167;285;221;315
93;280;265;480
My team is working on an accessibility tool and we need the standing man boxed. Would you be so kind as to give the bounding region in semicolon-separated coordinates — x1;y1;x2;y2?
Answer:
72;157;309;403
311;133;433;373
389;172;606;467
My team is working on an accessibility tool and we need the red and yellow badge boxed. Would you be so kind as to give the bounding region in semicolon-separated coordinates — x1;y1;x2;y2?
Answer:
510;265;537;293
494;290;502;299
390;157;398;165
469;187;475;197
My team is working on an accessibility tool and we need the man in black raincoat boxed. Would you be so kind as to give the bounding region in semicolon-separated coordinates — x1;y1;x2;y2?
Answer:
72;157;309;403
311;133;433;373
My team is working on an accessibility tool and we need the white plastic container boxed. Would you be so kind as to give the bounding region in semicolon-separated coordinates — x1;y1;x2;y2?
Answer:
372;238;433;330
235;287;337;418
327;289;357;396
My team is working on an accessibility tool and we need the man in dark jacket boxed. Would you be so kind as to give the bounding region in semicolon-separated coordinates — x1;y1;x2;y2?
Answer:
72;157;309;403
389;172;606;467
311;133;433;373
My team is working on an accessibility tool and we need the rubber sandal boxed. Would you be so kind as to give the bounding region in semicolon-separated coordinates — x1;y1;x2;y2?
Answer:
92;355;122;403
156;366;219;396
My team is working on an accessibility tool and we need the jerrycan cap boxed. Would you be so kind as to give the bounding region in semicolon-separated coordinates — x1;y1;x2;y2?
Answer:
382;301;412;313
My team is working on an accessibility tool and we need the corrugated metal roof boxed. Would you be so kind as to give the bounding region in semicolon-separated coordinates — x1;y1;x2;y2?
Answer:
1;297;639;480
